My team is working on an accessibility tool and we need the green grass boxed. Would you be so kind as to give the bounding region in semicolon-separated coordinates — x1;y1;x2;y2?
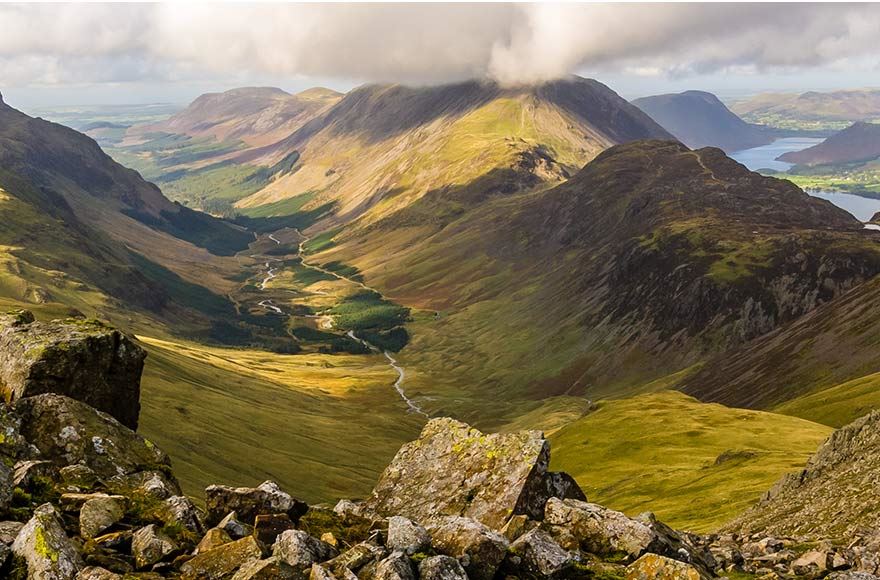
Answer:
549;391;831;532
774;371;880;427
303;228;341;254
239;191;317;218
329;290;410;331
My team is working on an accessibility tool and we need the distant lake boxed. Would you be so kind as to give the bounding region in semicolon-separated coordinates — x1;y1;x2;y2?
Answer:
730;137;880;223
730;137;825;172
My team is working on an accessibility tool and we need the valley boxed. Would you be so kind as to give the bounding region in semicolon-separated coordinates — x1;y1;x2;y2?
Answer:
8;77;880;537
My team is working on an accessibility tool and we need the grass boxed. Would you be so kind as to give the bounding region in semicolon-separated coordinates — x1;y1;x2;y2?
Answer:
137;335;426;503
329;290;410;331
774;371;880;427
549;391;831;532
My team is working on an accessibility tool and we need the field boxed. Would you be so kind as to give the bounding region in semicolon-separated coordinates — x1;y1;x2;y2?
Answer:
783;162;880;197
549;391;832;532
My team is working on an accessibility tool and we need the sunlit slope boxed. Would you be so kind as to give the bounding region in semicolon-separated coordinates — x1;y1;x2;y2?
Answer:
549;391;832;532
315;141;880;420
235;77;671;226
138;336;425;502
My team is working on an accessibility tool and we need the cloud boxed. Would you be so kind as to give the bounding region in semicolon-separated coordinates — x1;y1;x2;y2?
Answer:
1;3;880;88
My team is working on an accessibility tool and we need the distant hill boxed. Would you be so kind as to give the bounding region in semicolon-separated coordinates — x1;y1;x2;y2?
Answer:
778;122;880;165
234;76;673;225
632;90;773;152
137;86;342;147
733;89;880;131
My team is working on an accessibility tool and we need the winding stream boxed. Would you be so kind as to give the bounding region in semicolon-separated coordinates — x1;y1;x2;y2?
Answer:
256;231;428;417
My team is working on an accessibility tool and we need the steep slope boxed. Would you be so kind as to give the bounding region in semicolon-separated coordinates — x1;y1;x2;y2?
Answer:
313;140;880;415
137;86;342;147
779;121;880;165
726;410;880;542
633;90;773;152
234;76;672;227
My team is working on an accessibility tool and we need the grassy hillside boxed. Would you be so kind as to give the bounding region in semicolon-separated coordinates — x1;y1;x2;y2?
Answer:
549;391;831;532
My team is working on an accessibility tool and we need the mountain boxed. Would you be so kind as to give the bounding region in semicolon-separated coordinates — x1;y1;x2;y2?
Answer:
137;86;342;147
632;90;773;152
232;76;673;225
733;89;880;131
310;139;880;413
779;122;880;165
0;92;250;329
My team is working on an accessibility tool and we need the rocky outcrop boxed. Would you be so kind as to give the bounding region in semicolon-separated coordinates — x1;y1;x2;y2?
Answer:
0;312;145;429
362;418;584;530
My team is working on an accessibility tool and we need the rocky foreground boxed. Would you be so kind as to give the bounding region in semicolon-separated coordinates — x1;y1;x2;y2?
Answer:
0;312;878;580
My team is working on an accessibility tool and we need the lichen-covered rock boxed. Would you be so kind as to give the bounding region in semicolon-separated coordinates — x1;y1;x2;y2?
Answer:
0;460;12;513
219;511;252;540
205;480;308;527
624;553;709;580
13;460;58;489
427;516;509;580
273;530;338;572
543;498;710;569
297;506;380;548
418;555;468;580
14;394;174;484
75;567;122;580
321;542;386;576
253;513;294;545
79;494;126;539
232;556;296;580
179;535;264;579
196;527;234;555
12;502;84;580
162;495;204;535
0;313;145;429
505;528;572;579
373;552;416;580
386;516;430;555
132;524;178;570
363;418;581;529
0;520;24;544
0;401;31;459
827;573;880;579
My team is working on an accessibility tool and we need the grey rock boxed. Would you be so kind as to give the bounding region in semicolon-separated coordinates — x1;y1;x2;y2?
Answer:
14;394;175;485
179;535;264;579
418;556;469;580
219;511;252;539
0;460;11;513
131;524;178;570
386;516;430;555
364;418;579;529
79;494;126;539
373;552;416;580
12;503;83;580
195;528;233;555
310;563;338;580
163;495;204;535
75;567;122;580
428;516;509;580
232;556;297;580
0;520;24;545
826;573;880;579
322;542;386;576
205;480;308;527
273;530;338;570
506;528;571;578
13;459;58;489
0;313;145;429
624;553;709;579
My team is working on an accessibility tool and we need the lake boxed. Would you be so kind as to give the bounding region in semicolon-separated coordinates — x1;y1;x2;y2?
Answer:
731;138;880;223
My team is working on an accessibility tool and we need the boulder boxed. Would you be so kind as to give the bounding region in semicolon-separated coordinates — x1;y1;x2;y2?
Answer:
76;567;122;580
0;313;145;429
205;480;308;527
427;516;509;580
0;520;24;544
273;530;338;572
297;506;380;548
179;535;264;579
162;495;204;535
79;494;126;539
0;401;31;459
219;511;253;540
12;503;84;580
386;516;431;555
827;573;880;580
505;528;572;579
544;499;711;569
196;528;233;555
363;418;583;529
373;552;416;580
418;555;469;580
624;553;709;580
14;394;174;484
132;524;178;569
232;556;297;580
309;563;338;580
321;542;386;576
13;459;58;489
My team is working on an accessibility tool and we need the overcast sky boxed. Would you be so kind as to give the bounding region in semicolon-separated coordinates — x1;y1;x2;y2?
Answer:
3;3;880;108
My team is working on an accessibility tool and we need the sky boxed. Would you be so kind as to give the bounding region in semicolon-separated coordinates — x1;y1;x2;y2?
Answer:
3;3;880;108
